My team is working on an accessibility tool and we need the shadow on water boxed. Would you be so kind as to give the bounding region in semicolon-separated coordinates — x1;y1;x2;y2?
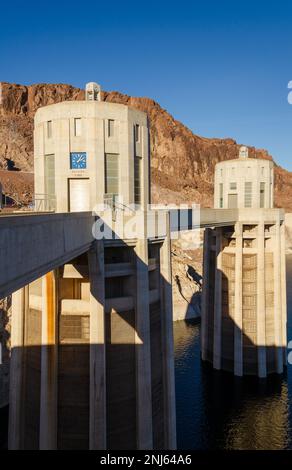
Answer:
174;254;292;450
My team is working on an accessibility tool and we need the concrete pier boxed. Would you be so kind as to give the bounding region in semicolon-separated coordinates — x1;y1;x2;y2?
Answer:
201;147;287;377
8;236;177;449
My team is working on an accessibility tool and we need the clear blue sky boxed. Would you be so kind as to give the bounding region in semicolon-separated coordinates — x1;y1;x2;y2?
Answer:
1;0;292;170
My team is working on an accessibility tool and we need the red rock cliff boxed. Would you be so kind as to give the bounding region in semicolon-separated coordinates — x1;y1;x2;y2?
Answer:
1;81;292;210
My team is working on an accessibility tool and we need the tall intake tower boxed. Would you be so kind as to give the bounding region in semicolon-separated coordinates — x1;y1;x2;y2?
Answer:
9;83;176;450
201;147;287;377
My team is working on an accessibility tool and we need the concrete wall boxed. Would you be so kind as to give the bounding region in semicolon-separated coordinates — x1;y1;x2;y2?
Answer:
8;237;176;449
201;209;287;377
0;298;10;408
284;213;292;253
214;157;274;209
34;101;150;212
0;212;95;299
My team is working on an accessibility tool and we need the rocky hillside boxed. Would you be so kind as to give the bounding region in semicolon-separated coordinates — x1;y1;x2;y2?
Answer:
1;81;292;209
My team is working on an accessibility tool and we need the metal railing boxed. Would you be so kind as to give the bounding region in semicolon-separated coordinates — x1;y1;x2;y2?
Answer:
33;194;56;212
1;193;56;213
2;193;22;209
103;194;136;213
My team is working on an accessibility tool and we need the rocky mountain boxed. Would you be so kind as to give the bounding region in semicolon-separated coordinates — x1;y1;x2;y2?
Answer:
1;81;292;210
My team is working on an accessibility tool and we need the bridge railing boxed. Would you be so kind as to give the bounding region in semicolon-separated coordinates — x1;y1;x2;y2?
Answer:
1;193;56;213
2;193;22;210
33;194;56;212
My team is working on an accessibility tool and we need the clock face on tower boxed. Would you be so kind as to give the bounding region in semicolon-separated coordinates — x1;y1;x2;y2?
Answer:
70;152;87;169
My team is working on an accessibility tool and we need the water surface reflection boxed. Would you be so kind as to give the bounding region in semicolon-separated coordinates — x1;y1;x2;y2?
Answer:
174;255;292;450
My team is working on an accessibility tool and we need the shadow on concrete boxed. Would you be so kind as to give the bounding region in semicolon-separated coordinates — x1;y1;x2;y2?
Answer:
4;231;174;450
202;265;287;375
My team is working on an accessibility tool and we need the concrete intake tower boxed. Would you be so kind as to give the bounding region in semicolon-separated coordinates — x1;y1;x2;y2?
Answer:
201;147;287;377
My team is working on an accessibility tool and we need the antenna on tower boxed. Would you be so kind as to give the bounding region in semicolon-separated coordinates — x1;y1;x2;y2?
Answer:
239;146;248;158
85;82;102;102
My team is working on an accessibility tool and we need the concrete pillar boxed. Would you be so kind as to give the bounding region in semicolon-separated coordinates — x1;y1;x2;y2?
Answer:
160;214;176;450
234;222;243;377
135;235;153;450
39;271;58;449
274;218;283;373
257;220;267;378
8;285;28;450
280;222;287;365
213;228;222;370
88;241;106;450
201;229;210;362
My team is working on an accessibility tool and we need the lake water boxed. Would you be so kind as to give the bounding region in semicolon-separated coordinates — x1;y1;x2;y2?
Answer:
1;256;292;450
174;254;292;450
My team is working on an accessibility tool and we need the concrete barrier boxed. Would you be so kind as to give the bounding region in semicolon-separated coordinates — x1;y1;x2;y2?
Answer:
0;212;95;299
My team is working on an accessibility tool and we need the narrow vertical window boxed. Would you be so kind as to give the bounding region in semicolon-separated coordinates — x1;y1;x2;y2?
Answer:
74;118;82;137
219;183;223;208
108;119;115;137
105;153;119;195
244;182;252;207
44;154;55;195
47;121;52;138
135;124;140;143
44;154;55;210
134;156;142;205
260;182;265;208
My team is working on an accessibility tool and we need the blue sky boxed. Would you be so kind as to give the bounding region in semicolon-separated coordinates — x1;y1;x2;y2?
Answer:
1;0;292;170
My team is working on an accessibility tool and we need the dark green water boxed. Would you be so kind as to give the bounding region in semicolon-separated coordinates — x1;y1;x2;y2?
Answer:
174;255;292;450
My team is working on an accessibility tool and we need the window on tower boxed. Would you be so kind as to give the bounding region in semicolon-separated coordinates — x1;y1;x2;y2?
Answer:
105;153;119;195
135;124;140;143
260;182;265;208
219;183;223;208
47;121;52;138
244;182;252;207
108;119;115;137
74;118;82;137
